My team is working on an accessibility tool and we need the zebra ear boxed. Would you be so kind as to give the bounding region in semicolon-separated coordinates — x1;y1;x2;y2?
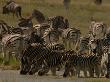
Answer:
90;16;96;22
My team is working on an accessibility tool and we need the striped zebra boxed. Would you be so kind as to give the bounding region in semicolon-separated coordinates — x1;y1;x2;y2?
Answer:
47;16;68;29
106;53;110;78
20;42;65;75
29;49;75;76
77;36;90;55
2;1;22;18
1;34;25;65
63;38;108;78
43;28;62;44
0;20;11;36
89;38;109;77
62;27;81;50
63;54;101;78
89;20;107;39
33;23;50;37
42;16;69;44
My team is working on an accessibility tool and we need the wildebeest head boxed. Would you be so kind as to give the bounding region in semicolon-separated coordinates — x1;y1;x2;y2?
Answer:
32;9;45;23
2;5;9;14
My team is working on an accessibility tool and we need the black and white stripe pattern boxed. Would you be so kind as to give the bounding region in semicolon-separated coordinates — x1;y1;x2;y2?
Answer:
20;42;65;75
63;54;101;78
62;27;81;50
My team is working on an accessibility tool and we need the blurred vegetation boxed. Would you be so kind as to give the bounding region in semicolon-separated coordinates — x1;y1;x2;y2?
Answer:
0;0;110;35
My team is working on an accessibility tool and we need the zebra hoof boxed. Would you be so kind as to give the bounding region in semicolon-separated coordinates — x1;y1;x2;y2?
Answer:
106;74;110;78
63;73;67;78
38;71;45;76
28;71;34;75
20;70;27;75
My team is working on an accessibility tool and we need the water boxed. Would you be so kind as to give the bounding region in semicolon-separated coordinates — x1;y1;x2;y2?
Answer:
0;70;85;82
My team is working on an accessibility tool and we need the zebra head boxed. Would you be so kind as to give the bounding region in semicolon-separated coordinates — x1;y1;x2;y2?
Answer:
89;21;107;39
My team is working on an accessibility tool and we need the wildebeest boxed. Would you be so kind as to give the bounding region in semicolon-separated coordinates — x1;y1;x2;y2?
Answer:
63;0;71;10
31;9;45;23
2;1;22;18
94;0;102;5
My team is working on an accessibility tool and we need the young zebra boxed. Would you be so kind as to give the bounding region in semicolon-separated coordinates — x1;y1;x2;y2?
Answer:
63;53;101;78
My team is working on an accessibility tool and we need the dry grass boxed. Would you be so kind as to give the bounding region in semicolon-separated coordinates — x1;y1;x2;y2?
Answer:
0;0;110;35
86;78;110;82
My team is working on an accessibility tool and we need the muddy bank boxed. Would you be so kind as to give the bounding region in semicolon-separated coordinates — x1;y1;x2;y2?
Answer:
1;70;110;82
0;70;85;82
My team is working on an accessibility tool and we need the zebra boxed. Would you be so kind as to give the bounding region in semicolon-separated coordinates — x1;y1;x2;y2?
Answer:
106;52;110;78
89;38;109;77
20;42;65;75
0;20;11;36
2;0;22;18
33;23;50;37
47;16;69;30
43;27;62;44
62;27;81;50
28;49;75;76
1;34;25;65
63;54;101;78
89;20;107;39
63;38;108;78
76;35;91;55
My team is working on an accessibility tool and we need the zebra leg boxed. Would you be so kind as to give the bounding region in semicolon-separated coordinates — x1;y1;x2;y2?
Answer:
76;67;80;77
83;69;88;77
63;39;67;50
38;66;49;76
95;65;101;78
70;67;76;76
51;67;56;76
89;67;94;78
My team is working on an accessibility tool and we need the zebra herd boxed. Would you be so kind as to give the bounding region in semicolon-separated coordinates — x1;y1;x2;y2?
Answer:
0;15;110;78
0;0;110;79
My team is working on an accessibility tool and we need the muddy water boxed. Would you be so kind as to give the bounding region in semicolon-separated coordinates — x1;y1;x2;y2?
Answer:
0;70;85;82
